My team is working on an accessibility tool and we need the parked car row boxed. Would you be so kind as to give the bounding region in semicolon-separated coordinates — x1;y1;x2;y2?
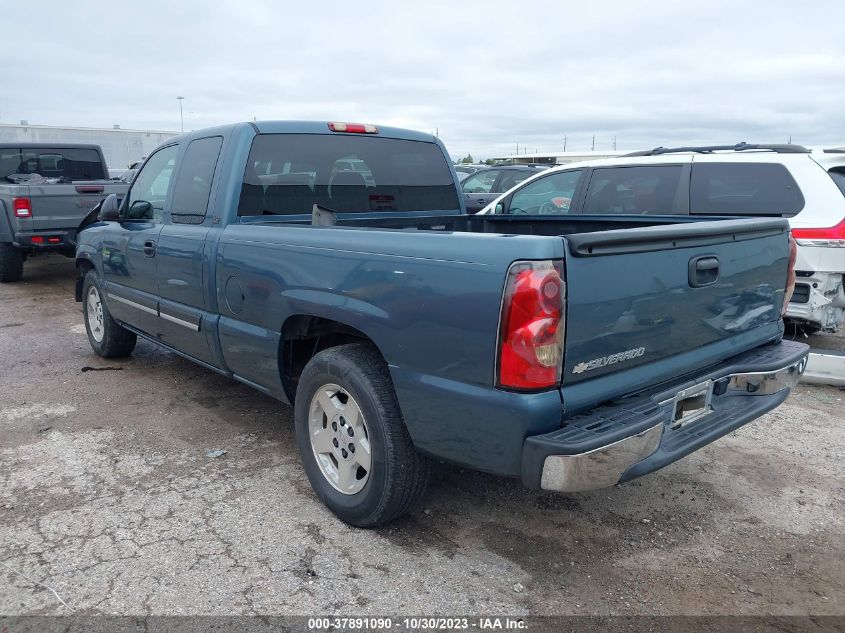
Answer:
477;143;845;334
71;121;807;527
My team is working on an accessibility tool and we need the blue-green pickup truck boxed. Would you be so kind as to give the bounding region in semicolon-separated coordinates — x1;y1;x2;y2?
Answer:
74;121;808;526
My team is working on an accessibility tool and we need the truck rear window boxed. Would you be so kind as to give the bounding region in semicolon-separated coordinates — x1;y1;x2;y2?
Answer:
238;134;459;215
0;147;105;181
690;163;804;216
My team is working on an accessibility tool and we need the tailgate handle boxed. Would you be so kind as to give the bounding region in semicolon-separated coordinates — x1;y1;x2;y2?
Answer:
76;185;104;194
689;255;719;287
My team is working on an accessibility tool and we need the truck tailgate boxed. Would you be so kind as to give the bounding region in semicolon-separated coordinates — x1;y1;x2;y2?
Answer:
27;182;121;231
561;218;790;409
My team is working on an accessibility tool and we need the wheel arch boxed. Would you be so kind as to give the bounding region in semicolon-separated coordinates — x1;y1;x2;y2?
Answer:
279;314;388;404
74;254;96;302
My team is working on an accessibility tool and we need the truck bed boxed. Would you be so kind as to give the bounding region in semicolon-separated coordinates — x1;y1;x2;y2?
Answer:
241;212;789;394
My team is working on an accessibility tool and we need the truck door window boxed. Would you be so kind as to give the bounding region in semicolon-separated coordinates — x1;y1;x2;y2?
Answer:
690;163;805;216
583;165;683;214
170;136;223;219
461;170;499;194
509;170;584;214
125;145;178;221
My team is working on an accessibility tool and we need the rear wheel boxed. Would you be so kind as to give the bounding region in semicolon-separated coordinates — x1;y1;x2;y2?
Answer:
0;243;23;282
294;343;430;527
82;271;137;358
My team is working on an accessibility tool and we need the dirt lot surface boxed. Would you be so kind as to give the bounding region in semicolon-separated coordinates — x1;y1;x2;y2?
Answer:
1;256;843;617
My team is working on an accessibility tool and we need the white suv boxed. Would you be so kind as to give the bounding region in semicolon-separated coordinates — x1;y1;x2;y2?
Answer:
478;144;845;333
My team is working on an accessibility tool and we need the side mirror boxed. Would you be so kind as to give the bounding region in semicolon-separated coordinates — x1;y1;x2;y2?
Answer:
127;200;152;220
98;194;120;221
494;201;506;214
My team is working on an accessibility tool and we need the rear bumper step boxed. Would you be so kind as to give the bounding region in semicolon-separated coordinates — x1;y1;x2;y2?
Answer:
521;339;809;492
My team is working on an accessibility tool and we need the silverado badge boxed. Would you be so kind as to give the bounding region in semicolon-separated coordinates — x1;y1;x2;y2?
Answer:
572;347;646;374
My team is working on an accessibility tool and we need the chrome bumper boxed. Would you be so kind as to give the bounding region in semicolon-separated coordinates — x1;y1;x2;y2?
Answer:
539;355;806;493
540;423;663;492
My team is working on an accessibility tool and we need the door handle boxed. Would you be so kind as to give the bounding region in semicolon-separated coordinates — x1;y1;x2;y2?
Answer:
476;198;486;203
143;239;157;257
689;255;719;287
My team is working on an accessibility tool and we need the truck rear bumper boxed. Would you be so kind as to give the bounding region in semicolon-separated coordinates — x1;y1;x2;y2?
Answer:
521;339;809;492
14;230;77;251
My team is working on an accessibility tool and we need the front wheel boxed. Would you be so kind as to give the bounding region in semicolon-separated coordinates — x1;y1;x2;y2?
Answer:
0;243;23;282
82;271;137;358
294;344;430;527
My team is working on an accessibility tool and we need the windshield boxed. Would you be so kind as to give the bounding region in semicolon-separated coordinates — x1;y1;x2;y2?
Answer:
0;147;105;181
238;134;459;215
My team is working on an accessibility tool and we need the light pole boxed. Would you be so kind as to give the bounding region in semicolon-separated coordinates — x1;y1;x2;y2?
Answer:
176;96;185;133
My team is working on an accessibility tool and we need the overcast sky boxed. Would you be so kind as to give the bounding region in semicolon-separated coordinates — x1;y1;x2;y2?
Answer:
3;0;844;159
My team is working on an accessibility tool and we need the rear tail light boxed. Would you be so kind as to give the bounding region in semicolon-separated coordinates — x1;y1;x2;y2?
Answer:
497;259;565;390
328;122;378;134
783;233;798;315
13;197;32;218
791;218;845;246
29;236;61;245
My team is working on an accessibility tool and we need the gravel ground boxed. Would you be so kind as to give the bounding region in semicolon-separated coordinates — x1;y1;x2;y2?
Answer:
0;256;843;617
804;329;845;353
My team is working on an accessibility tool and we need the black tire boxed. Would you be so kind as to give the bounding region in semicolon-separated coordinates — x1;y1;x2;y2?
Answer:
294;343;430;527
82;270;137;358
0;243;24;283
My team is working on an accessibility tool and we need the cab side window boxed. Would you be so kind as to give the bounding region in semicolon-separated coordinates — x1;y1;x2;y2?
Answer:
508;170;584;214
125;145;179;221
170;137;223;219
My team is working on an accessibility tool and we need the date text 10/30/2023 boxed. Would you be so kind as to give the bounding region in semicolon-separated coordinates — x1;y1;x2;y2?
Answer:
307;617;528;630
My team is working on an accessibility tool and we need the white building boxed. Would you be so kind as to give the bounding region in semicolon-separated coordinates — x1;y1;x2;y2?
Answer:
0;122;177;170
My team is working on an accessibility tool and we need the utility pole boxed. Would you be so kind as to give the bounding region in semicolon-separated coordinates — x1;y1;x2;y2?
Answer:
613;136;617;150
177;96;185;133
591;134;595;151
563;136;567;152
